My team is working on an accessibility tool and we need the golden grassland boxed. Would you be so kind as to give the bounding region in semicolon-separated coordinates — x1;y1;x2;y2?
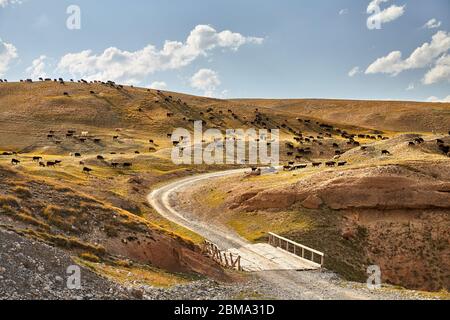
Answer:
1;81;449;289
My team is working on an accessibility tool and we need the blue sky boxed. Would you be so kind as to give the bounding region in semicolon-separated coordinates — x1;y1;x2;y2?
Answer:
0;0;449;101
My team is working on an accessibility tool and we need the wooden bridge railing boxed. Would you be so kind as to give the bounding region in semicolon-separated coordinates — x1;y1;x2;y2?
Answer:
202;240;242;271
268;232;324;267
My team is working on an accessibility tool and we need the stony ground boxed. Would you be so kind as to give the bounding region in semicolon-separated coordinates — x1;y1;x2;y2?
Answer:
0;227;439;300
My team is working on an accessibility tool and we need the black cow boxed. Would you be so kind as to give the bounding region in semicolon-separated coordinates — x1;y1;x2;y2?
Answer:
83;167;93;174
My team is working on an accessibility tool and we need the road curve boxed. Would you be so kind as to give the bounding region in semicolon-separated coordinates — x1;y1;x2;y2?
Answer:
147;169;398;300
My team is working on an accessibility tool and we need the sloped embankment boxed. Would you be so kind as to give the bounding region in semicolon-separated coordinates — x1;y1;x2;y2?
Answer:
0;165;227;282
229;161;450;291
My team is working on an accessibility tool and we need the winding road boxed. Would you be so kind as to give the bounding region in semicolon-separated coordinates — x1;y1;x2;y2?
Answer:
147;169;404;300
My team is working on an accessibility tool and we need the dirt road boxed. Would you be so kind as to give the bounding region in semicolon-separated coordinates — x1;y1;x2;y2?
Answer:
147;169;425;300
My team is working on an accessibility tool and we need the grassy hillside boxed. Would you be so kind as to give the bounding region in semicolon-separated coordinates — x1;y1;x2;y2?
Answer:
1;80;449;291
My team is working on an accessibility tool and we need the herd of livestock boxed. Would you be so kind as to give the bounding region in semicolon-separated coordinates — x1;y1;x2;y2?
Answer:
1;79;449;176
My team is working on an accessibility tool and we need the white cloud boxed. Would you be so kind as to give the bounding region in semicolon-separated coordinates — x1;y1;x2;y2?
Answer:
423;54;450;85
0;0;21;7
26;55;48;79
366;31;450;77
149;81;167;90
0;38;18;76
427;95;450;103
348;66;361;77
339;9;349;15
56;25;263;84
423;18;441;29
367;0;405;29
190;68;221;97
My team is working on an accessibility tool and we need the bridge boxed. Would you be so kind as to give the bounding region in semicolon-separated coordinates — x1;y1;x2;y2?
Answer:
202;232;324;272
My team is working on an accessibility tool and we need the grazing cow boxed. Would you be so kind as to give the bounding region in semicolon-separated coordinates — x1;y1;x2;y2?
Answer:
149;147;156;152
54;160;62;165
123;163;132;168
167;133;172;138
286;142;294;149
325;161;336;167
79;138;86;143
294;164;307;170
335;150;341;155
288;161;295;166
113;136;119;140
332;143;339;148
408;142;415;146
439;145;450;154
90;91;95;94
381;150;391;155
11;159;20;165
47;134;54;139
287;152;293;156
167;112;174;117
361;146;368;151
312;162;321;167
54;141;62;145
74;153;81;157
97;155;105;160
111;163;119;168
251;167;258;172
81;131;89;137
47;161;56;167
66;133;73;138
83;167;93;174
1;152;13;156
79;161;85;165
149;139;154;144
63;92;69;96
437;139;444;145
93;138;101;143
283;165;292;171
135;151;140;154
338;161;347;166
39;162;46;167
32;156;42;162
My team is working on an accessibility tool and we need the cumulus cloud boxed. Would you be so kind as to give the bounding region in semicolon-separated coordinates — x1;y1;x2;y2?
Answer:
348;66;361;77
423;54;450;85
423;18;441;29
26;55;48;79
366;31;450;79
149;81;167;90
366;0;405;29
0;38;18;76
56;25;263;84
427;95;450;103
190;68;221;97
